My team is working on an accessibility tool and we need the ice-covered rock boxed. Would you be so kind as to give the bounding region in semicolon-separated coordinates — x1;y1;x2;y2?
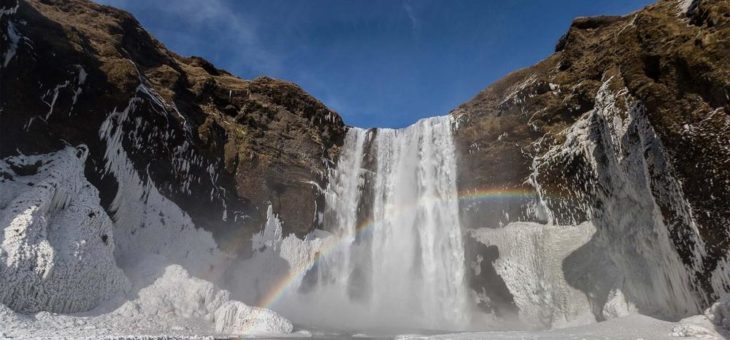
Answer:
114;264;294;337
705;296;730;330
0;263;295;338
227;205;330;305
214;301;293;335
115;265;228;322
469;222;596;328
671;322;720;339
99;98;226;278
0;146;129;313
529;78;704;321
602;288;637;320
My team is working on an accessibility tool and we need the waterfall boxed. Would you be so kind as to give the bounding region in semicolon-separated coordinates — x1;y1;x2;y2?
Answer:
297;115;469;331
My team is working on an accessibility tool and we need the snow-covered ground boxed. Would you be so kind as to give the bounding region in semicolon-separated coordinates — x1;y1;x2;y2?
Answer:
0;264;293;339
2;306;728;339
395;313;726;340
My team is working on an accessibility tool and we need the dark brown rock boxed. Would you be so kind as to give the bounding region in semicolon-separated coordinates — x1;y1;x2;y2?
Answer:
0;0;346;253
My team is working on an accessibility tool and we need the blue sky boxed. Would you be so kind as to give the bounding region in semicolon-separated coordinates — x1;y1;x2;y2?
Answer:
96;0;654;128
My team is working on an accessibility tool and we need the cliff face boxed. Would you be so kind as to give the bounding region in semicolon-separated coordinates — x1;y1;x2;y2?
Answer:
0;0;346;250
454;0;730;321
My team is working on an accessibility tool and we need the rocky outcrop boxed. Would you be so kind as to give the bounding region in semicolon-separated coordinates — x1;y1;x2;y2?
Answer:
0;0;346;252
454;0;730;323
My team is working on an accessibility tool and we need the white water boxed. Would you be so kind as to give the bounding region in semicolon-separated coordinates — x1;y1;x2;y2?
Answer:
282;116;469;331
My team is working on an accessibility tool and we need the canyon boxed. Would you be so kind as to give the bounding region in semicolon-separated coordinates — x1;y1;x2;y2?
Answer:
1;0;729;338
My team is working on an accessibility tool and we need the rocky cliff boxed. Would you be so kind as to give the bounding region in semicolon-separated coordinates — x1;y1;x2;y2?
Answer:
454;0;730;324
0;0;346;251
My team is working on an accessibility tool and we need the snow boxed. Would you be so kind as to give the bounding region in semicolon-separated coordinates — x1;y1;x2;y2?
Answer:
0;137;294;337
397;314;721;340
678;0;697;14
2;21;20;67
0;146;129;314
704;296;730;330
214;301;293;335
0;0;19;19
0;263;292;339
528;78;706;322
469;222;597;329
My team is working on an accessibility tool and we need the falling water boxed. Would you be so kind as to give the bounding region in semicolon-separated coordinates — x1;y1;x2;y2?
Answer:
298;115;469;331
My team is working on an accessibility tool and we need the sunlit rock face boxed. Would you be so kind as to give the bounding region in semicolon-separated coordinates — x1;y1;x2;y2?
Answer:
0;0;347;247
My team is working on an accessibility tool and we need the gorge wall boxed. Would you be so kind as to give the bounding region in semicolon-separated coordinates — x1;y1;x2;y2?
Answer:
453;0;730;327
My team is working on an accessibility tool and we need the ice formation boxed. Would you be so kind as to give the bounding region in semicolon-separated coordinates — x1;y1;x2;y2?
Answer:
0;83;297;337
0;146;129;314
98;82;226;278
227;205;329;305
0;263;293;338
528;78;706;320
214;301;293;335
468;222;596;328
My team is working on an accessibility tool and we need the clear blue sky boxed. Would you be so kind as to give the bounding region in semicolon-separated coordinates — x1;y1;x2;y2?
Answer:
96;0;654;128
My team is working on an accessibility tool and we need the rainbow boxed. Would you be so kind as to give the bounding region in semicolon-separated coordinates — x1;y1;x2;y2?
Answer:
225;186;537;336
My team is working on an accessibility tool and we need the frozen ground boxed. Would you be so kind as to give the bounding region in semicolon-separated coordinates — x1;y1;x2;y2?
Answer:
1;309;728;339
393;315;721;340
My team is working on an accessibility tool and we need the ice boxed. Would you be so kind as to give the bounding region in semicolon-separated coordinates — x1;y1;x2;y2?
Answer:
98;92;225;278
214;301;293;335
0;124;294;337
704;296;730;330
0;0;19;19
0;146;129;314
469;222;596;328
2;21;20;67
529;78;705;321
602;288;637;320
397;314;713;340
0;263;292;338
